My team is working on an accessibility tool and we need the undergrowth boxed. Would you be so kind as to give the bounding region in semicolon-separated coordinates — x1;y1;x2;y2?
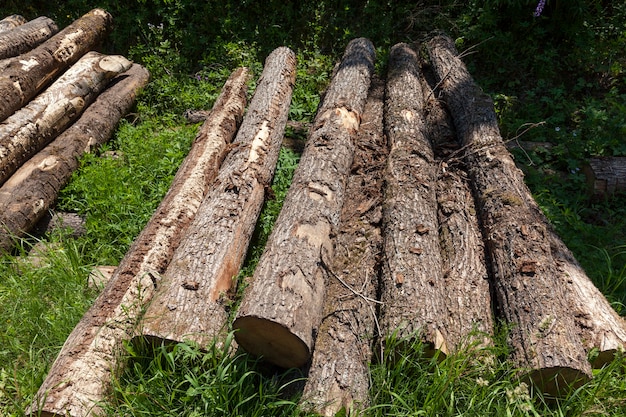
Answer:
1;0;625;416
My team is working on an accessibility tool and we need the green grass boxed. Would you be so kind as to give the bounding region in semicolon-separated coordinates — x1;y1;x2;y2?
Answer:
1;1;626;416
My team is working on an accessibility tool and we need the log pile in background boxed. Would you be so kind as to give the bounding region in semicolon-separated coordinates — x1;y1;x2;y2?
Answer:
23;31;626;416
0;9;144;253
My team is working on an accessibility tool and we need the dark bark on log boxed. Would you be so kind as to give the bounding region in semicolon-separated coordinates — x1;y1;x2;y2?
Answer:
0;15;27;33
421;59;495;352
583;156;626;196
0;64;149;253
426;34;626;395
0;8;112;123
26;67;249;417
139;48;296;348
379;43;449;358
301;78;386;416
233;38;376;369
0;17;58;59
0;51;131;187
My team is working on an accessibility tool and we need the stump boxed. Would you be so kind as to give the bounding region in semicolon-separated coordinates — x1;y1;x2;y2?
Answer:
139;48;296;348
233;38;376;369
26;67;249;417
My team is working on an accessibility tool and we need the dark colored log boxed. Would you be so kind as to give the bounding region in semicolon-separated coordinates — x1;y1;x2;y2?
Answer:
0;15;27;33
0;63;148;253
26;67;249;417
583;156;626;196
0;8;112;123
233;38;376;369
0;51;131;189
427;34;626;396
139;47;296;348
301;78;386;416
379;43;449;358
0;16;58;59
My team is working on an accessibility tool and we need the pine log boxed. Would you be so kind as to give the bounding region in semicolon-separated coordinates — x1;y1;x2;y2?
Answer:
0;8;112;123
300;78;386;417
0;51;131;187
0;17;58;59
26;67;249;417
138;48;296;348
0;15;27;33
0;64;149;253
378;43;449;358
426;34;626;395
233;38;376;369
421;59;495;353
583;156;626;196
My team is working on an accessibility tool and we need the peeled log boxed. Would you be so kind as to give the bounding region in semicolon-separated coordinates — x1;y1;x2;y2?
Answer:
233;38;376;369
0;17;58;59
0;64;149;253
378;43;449;358
0;8;112;123
0;51;131;187
301;78;386;416
426;34;623;395
139;48;296;348
26;67;249;417
0;15;27;33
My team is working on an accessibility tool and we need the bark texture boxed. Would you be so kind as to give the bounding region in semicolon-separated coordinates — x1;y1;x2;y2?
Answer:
0;64;149;253
0;15;27;33
426;34;626;395
139;48;296;348
0;17;58;59
301;78;386;417
0;8;112;123
0;51;131;187
379;43;448;357
26;67;250;417
583;156;626;196
234;38;376;369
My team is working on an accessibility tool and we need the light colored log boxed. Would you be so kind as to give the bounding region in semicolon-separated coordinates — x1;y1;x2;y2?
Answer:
0;64;149;253
0;51;131;188
0;16;58;59
0;15;27;33
138;47;296;348
0;8;112;123
233;38;376;369
26;67;249;417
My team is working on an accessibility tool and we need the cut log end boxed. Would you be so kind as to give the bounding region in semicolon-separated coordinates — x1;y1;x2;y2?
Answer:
233;316;310;368
522;366;590;398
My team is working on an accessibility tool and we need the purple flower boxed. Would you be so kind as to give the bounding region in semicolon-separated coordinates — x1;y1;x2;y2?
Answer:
533;0;546;17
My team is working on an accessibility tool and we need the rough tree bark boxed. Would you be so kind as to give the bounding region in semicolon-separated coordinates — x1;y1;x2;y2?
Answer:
378;42;449;358
138;47;296;348
0;51;131;187
0;64;150;253
300;78;386;417
26;67;249;417
233;38;376;369
421;58;495;352
0;16;58;59
427;34;626;395
583;156;626;196
0;15;27;33
0;8;112;123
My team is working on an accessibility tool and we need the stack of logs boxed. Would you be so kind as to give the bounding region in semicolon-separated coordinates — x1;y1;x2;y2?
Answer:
0;9;150;253
24;34;626;417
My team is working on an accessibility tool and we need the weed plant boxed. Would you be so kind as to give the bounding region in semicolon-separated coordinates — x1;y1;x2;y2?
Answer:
1;0;626;416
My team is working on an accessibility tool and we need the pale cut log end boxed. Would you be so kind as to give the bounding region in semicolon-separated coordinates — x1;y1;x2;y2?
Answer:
522;366;590;398
233;316;310;368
